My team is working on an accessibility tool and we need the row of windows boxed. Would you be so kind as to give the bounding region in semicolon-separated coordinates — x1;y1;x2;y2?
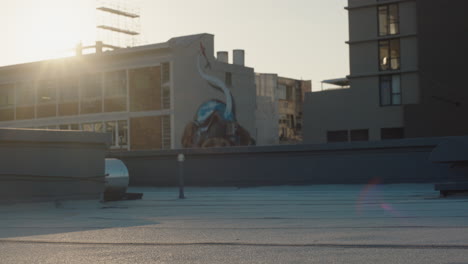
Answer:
34;120;128;148
327;129;369;143
82;120;129;147
19;114;173;151
0;71;127;107
378;3;400;72
327;127;404;143
378;3;402;107
0;63;170;107
0;64;171;121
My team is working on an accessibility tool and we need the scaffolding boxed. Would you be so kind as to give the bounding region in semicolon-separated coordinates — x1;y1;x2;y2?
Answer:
95;0;141;50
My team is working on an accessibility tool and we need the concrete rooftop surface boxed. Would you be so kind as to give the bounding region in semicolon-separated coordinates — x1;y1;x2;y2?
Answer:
1;184;468;263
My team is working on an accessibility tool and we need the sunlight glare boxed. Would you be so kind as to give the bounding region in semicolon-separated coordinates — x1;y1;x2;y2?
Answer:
15;0;96;62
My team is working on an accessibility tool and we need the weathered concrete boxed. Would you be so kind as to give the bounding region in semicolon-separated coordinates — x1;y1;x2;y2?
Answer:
109;137;468;187
0;128;111;203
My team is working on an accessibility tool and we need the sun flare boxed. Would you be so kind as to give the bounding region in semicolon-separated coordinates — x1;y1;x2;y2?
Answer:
14;0;96;62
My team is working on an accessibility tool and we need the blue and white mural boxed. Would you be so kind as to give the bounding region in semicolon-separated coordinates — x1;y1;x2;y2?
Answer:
181;44;255;148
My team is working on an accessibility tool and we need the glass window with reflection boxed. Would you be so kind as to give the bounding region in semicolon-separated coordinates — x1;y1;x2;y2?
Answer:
58;77;78;103
104;71;127;98
380;75;401;106
161;62;170;84
37;80;57;104
70;124;80;131
80;73;102;99
118;120;128;146
0;84;15;108
379;39;400;71
82;123;94;132
16;82;34;105
106;121;117;146
104;120;128;148
378;4;399;36
277;84;287;100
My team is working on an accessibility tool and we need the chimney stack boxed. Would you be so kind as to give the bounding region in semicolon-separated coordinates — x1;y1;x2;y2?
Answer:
217;51;229;63
233;49;245;66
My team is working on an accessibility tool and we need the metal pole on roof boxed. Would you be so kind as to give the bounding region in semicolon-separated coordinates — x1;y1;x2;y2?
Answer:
177;153;186;199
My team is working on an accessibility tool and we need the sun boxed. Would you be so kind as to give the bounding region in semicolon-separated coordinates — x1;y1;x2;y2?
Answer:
14;0;96;62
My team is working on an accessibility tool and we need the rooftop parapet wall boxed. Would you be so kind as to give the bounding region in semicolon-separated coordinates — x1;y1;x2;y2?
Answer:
0;128;111;203
110;136;467;187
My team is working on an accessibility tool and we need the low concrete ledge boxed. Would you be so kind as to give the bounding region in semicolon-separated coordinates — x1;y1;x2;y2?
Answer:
0;128;111;203
115;136;446;159
109;137;460;187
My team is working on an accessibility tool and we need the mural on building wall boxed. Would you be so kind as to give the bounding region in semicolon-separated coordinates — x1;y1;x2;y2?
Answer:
181;44;255;148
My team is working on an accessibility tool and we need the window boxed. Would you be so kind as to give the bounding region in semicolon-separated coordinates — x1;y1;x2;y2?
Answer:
327;130;348;143
37;80;57;104
0;84;14;107
379;39;400;71
81;73;102;99
117;120;128;146
104;71;127;97
286;86;294;101
58;124;79;130
279;114;287;125
162;115;171;149
278;84;287;100
58;77;78;103
161;62;170;84
106;121;117;146
104;71;127;112
16;82;34;105
380;75;401;106
350;129;369;142
378;4;399;36
161;64;171;110
80;73;103;114
288;115;295;129
162;85;170;109
381;127;404;140
94;122;104;133
129;67;162;112
82;123;94;132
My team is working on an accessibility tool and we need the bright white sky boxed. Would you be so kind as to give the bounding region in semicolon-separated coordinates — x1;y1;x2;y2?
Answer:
0;0;349;90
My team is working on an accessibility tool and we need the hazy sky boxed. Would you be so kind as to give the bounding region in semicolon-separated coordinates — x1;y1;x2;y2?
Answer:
0;0;349;89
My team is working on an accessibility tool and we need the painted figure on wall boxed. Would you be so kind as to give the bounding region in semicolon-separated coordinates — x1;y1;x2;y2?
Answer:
181;44;255;148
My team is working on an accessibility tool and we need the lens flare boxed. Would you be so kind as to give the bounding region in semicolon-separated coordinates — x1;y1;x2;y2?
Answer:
356;178;402;217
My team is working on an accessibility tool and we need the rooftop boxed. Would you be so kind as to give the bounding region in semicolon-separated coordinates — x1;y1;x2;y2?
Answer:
0;33;212;72
1;184;468;263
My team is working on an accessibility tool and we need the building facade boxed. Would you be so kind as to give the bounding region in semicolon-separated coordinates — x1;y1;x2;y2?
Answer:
255;73;311;145
0;34;257;151
304;0;468;144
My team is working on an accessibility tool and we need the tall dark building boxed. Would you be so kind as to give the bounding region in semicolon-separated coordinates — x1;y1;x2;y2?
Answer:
304;0;468;144
404;0;468;138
